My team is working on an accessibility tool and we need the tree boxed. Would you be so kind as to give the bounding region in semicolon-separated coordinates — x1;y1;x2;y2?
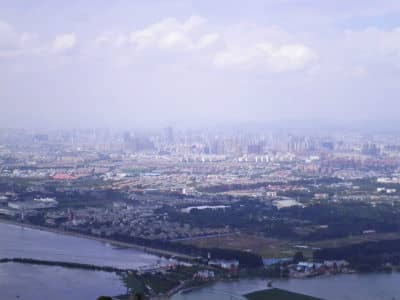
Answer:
293;251;305;263
130;292;144;300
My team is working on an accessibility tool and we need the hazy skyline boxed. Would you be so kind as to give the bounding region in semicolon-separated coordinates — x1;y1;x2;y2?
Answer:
1;0;400;128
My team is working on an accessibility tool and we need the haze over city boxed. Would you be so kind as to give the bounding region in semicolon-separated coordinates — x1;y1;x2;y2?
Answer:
4;2;400;300
2;0;400;128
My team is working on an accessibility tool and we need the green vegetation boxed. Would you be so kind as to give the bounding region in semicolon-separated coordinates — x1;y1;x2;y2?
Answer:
182;233;301;259
142;273;179;294
120;265;217;295
0;258;125;273
108;232;264;268
167;199;400;242
245;288;323;300
119;272;147;295
314;238;400;271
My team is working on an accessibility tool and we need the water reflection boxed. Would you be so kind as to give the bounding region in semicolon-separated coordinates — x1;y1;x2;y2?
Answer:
0;262;124;300
172;274;400;300
0;222;165;268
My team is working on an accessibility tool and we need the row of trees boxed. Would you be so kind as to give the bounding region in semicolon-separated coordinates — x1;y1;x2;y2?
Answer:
108;233;264;268
314;239;400;271
0;258;125;272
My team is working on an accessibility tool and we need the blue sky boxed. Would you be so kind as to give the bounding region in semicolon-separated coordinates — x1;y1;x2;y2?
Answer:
1;1;400;128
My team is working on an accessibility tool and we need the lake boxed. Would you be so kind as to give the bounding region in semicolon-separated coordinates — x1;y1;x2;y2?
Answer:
0;262;125;300
172;274;400;300
3;221;400;300
0;222;168;268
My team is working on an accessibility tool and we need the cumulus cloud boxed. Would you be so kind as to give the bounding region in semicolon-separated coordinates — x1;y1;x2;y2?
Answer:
94;18;317;73
97;16;219;52
52;33;77;53
0;20;79;58
129;16;212;51
96;31;127;47
10;15;400;76
214;42;316;72
194;33;220;49
0;20;39;58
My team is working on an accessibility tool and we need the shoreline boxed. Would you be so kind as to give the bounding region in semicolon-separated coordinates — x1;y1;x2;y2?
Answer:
0;257;128;273
0;218;194;262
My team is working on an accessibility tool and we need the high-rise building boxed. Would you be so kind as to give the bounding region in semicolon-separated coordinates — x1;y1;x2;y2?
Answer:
164;126;174;144
247;144;263;155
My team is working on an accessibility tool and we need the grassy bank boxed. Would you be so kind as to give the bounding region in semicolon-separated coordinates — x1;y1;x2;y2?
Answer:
245;288;323;300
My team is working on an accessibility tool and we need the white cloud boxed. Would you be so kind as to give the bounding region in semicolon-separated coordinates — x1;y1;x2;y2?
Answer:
96;31;128;47
351;66;368;78
52;33;77;53
94;18;317;73
129;16;208;51
214;42;316;72
0;20;39;58
181;15;206;32
97;16;219;52
195;33;220;49
1;21;79;59
158;31;189;50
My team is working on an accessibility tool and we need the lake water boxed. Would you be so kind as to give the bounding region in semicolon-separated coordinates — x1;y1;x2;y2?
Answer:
3;221;400;300
0;262;125;300
172;273;400;300
0;222;167;268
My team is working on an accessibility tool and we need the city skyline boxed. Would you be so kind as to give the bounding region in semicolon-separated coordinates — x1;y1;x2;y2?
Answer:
4;2;400;300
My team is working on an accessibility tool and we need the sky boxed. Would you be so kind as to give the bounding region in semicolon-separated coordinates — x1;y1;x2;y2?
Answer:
1;0;400;129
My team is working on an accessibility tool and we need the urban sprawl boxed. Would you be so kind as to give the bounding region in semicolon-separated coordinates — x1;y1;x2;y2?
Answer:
2;127;400;297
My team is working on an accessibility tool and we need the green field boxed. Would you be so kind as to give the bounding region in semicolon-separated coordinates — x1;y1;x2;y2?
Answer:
245;288;323;300
181;233;312;258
